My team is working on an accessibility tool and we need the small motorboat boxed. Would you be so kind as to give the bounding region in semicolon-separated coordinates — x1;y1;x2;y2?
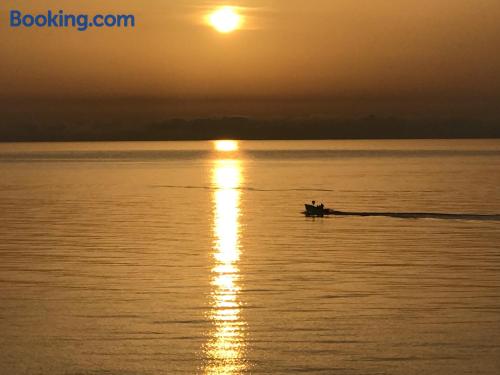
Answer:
304;203;335;217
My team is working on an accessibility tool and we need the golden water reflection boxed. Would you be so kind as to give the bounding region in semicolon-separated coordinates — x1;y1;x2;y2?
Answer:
205;159;247;374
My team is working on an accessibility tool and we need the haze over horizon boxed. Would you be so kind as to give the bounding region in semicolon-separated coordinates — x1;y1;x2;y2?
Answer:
1;0;500;134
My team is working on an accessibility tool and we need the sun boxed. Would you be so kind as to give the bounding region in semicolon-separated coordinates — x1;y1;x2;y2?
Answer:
208;7;242;33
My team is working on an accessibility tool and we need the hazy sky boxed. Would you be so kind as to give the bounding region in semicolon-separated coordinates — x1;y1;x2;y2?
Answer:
1;0;500;118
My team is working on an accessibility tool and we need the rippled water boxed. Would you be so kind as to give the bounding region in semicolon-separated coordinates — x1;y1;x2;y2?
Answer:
1;140;499;375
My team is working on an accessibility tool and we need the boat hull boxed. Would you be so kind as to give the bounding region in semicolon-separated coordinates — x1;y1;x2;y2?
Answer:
304;204;334;217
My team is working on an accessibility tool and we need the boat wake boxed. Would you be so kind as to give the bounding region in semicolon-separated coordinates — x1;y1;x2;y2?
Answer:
331;210;500;221
154;185;500;221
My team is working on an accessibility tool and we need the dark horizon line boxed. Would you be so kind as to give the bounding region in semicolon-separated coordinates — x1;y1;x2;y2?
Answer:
1;116;499;142
1;137;500;144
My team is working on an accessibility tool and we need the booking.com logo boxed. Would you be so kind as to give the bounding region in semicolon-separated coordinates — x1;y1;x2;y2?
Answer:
10;10;135;31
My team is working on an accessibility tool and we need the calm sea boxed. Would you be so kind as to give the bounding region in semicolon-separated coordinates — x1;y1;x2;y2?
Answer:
1;140;499;375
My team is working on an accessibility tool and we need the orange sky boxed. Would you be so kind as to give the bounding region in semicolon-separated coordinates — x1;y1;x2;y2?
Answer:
1;0;500;117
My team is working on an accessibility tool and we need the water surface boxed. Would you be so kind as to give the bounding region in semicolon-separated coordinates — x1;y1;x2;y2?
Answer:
1;140;499;374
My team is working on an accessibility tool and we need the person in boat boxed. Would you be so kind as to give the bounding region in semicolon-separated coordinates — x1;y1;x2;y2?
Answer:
311;201;325;209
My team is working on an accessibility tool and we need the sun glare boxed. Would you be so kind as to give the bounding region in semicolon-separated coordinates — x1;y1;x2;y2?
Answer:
209;7;242;33
205;159;246;374
215;140;239;152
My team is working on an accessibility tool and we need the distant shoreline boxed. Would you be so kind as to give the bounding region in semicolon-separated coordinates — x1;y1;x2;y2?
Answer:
2;116;500;142
1;137;500;143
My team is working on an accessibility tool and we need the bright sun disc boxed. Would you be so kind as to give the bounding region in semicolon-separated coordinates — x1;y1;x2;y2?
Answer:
209;7;242;33
215;140;239;152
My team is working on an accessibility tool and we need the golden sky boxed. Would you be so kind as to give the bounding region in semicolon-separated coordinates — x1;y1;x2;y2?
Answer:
1;0;500;116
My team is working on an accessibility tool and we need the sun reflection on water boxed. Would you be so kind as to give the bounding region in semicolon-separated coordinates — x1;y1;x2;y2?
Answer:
204;158;247;374
214;140;239;152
